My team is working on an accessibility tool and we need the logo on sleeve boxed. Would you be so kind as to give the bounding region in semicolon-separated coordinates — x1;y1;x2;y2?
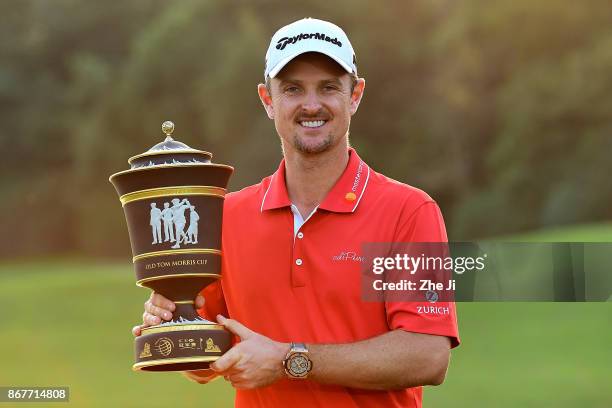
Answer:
417;306;450;315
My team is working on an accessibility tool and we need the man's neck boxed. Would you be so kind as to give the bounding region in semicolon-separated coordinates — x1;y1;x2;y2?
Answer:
283;142;349;219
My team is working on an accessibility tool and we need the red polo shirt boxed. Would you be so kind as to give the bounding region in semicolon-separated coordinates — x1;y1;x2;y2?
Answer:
199;148;459;408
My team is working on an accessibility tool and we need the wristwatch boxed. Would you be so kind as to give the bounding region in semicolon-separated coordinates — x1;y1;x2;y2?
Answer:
283;342;312;379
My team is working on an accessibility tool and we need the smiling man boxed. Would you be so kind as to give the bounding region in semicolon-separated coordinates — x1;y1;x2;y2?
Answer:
134;18;459;407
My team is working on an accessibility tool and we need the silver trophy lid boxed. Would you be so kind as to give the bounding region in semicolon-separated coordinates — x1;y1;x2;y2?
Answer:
127;121;212;168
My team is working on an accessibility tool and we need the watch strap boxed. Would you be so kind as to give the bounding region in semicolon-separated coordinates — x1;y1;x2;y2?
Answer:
289;342;308;354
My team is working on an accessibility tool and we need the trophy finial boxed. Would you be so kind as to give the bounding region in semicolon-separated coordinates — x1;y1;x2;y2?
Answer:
161;120;175;140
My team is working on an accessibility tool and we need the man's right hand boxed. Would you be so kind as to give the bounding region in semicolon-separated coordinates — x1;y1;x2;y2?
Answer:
131;292;205;336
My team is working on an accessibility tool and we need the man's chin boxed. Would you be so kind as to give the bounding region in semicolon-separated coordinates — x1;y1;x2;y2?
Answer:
293;135;333;155
295;142;332;155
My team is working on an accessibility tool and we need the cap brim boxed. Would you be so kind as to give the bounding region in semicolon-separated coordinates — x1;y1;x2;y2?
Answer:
267;50;353;78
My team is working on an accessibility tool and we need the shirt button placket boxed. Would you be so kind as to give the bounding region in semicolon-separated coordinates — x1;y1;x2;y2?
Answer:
292;229;306;287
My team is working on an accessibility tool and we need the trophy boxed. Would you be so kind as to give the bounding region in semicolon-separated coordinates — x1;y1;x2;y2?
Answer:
109;121;233;371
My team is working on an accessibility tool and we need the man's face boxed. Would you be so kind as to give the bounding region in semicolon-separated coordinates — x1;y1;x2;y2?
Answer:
258;53;365;155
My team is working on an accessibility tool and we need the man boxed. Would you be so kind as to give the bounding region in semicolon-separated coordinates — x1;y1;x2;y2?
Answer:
170;198;191;249
149;202;162;244
187;205;200;244
133;18;459;407
161;202;175;243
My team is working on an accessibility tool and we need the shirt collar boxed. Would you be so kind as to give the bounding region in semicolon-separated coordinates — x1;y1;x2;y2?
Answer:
260;148;371;213
260;159;291;212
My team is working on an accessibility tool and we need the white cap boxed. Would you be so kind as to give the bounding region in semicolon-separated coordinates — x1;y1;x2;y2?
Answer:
264;18;357;79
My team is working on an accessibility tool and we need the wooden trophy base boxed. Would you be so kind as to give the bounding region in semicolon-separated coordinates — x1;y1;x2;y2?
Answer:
133;321;231;371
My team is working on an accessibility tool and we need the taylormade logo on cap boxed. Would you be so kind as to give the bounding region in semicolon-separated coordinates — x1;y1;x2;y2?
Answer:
265;18;357;78
276;33;343;51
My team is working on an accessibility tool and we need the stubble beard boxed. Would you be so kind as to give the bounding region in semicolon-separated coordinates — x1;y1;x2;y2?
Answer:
292;132;334;155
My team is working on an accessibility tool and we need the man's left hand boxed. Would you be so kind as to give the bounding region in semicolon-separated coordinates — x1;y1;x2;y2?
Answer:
211;315;289;389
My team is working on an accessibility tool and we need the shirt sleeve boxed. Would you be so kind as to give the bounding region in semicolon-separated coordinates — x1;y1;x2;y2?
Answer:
197;280;228;321
385;200;461;348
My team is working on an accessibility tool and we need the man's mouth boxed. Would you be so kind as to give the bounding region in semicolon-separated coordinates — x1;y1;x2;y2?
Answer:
299;120;327;128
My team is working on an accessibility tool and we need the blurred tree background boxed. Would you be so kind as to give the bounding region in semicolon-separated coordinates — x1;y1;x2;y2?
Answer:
1;0;611;259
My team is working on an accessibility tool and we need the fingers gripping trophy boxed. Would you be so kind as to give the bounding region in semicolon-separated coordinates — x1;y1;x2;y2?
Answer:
109;121;233;371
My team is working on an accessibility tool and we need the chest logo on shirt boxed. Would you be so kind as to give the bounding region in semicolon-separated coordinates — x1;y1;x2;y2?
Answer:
332;251;365;263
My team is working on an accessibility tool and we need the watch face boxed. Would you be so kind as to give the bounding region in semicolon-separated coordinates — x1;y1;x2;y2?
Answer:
288;353;312;377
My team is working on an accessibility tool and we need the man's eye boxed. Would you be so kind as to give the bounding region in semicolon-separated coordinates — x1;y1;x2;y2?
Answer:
285;86;300;93
323;85;339;92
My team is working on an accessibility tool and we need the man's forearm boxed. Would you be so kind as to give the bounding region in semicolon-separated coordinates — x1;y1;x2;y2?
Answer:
307;330;451;390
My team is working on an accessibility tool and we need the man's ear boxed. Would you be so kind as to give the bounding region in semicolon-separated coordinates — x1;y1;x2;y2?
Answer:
349;78;366;116
257;84;274;119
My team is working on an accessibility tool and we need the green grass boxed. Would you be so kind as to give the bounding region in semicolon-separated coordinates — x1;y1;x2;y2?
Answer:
427;303;611;407
1;223;611;407
0;261;234;408
492;222;612;242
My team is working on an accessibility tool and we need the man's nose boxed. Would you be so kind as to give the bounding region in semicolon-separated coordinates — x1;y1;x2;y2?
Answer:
300;91;323;113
